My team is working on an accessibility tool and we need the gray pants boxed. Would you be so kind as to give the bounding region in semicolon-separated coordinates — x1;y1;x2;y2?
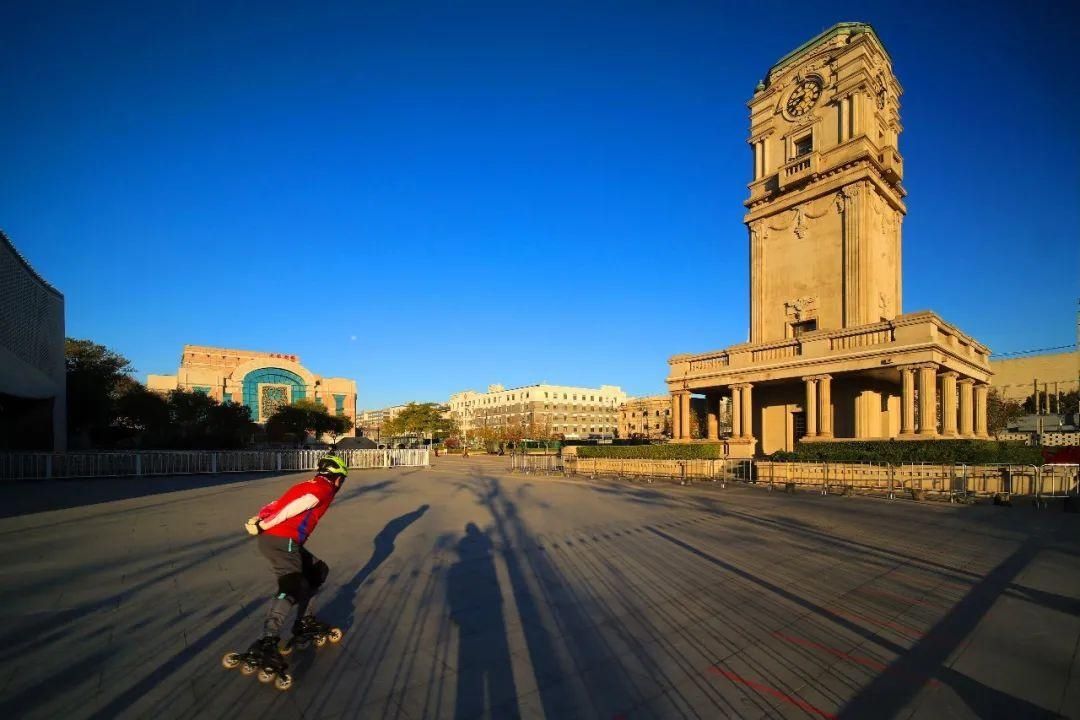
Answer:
258;535;329;637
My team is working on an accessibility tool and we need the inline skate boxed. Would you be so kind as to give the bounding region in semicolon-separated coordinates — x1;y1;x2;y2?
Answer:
280;615;343;654
221;635;293;690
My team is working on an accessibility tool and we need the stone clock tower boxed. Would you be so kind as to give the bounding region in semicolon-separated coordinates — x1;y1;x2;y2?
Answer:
667;23;992;456
744;22;905;343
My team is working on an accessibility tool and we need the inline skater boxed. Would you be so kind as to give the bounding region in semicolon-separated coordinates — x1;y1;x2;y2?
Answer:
230;455;348;682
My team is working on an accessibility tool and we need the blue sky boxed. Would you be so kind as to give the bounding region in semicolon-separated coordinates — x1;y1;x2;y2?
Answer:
2;1;1078;409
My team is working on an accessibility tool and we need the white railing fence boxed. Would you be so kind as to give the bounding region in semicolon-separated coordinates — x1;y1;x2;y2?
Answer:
0;448;430;481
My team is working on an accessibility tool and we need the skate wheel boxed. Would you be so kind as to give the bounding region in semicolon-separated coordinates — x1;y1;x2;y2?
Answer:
275;673;293;691
328;628;343;643
279;643;293;657
221;652;241;670
258;669;275;683
314;635;327;647
241;662;257;676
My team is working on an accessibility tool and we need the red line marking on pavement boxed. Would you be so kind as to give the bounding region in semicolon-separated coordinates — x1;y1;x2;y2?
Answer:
772;632;941;687
707;665;838;719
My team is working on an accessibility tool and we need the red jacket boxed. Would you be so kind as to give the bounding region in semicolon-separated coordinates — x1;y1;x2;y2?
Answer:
257;475;339;543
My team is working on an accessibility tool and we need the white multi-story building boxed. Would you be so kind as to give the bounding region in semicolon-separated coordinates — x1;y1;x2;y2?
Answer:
356;404;409;438
449;383;628;440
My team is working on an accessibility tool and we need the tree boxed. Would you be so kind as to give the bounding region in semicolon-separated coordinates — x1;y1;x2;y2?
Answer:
988;388;1024;435
688;407;705;440
1022;389;1079;416
524;415;556;441
113;384;170;446
204;400;258;448
65;338;135;447
382;403;455;440
266;399;351;447
159;389;256;449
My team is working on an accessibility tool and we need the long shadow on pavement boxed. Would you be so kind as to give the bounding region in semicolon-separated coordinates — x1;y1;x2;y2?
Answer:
447;522;520;719
462;471;656;718
0;472;291;519
318;504;430;633
648;524;1064;718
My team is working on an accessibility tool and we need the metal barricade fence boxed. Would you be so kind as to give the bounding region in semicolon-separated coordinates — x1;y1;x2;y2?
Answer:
510;454;563;474
0;448;430;481
1036;464;1080;507
557;456;756;486
509;455;1078;506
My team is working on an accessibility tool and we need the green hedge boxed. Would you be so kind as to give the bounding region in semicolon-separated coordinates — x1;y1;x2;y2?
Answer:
575;440;1043;465
576;444;728;460
770;439;1043;465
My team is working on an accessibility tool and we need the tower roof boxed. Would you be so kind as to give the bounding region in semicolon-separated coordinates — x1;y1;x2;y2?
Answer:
767;22;889;77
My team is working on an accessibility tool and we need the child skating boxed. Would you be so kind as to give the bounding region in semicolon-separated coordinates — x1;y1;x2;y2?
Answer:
221;455;348;689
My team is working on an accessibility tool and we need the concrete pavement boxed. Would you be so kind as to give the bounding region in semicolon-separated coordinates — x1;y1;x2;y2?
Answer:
0;455;1077;719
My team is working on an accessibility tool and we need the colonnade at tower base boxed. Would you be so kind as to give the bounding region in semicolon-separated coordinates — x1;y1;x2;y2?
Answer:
668;312;992;458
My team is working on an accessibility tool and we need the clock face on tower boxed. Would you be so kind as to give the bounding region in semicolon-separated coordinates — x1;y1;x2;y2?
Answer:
786;79;822;117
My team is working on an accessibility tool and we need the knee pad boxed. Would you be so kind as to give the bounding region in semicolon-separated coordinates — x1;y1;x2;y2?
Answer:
307;560;329;591
276;572;311;604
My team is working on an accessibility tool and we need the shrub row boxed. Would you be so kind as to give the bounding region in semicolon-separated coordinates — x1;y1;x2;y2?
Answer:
576;444;728;460
770;439;1043;466
575;439;1045;465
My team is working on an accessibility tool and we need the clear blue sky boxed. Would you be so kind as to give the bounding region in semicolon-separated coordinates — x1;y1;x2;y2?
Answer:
3;1;1078;409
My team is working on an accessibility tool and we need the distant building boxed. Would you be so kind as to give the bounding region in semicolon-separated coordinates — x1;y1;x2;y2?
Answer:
450;383;627;440
147;345;356;426
989;349;1078;405
618;395;716;440
0;231;65;450
356;404;409;440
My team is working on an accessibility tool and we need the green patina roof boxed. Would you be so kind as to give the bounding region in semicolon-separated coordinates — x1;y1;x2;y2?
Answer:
767;22;889;77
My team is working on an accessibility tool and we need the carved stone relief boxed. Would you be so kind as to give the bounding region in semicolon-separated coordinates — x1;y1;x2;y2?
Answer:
785;296;818;321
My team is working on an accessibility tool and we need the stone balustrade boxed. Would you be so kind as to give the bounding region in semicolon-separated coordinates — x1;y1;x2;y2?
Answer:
672;311;989;381
779;150;818;189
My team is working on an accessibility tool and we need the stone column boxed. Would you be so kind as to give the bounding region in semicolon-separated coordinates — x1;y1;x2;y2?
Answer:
670;393;681;440
731;386;742;438
817;375;833;439
741;383;754;439
974;383;990;438
842;182;869;326
900;366;916;436
706;394;720;441
958;379;975;438
749;222;765;343
940;371;959;437
803;377;818;438
917;364;938;437
680;392;692;440
839;96;849;142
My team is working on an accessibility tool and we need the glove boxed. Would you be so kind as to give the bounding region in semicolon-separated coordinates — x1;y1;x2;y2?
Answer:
245;516;263;536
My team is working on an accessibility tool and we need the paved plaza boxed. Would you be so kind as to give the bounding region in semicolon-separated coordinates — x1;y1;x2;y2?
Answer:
0;456;1078;719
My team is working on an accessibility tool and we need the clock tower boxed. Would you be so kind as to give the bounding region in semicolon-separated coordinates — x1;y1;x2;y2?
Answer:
667;22;991;456
744;23;905;343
